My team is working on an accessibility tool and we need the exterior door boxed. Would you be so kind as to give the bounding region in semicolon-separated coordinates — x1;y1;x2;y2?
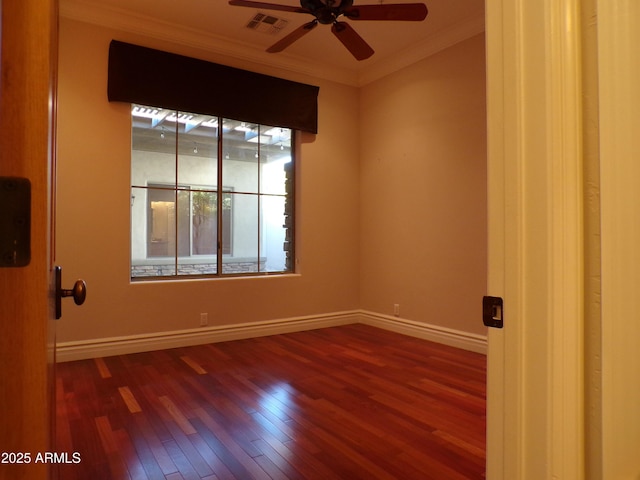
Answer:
0;1;59;479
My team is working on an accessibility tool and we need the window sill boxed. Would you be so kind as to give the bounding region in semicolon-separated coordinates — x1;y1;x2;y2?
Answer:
130;272;301;283
132;256;266;266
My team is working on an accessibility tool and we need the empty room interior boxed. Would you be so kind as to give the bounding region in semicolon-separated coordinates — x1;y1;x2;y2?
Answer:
54;0;488;477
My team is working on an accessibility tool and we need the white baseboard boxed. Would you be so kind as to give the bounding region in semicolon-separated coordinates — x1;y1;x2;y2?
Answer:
358;311;487;355
56;311;358;362
56;310;487;362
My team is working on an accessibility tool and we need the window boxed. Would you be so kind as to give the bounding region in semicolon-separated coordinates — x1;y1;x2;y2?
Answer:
131;104;295;279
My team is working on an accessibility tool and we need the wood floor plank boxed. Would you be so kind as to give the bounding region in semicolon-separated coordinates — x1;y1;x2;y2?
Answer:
189;432;236;480
113;427;150;480
127;416;172;479
56;324;486;479
191;416;258;479
119;386;143;413
160;417;215;478
180;355;207;375
164;473;184;480
254;424;352;479
159;395;198;436
163;439;201;480
94;357;113;379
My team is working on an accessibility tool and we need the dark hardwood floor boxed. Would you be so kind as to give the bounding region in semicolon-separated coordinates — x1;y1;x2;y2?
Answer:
55;324;486;479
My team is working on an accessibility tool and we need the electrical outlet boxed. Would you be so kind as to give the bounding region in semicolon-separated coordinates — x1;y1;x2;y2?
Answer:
199;313;208;326
393;304;400;317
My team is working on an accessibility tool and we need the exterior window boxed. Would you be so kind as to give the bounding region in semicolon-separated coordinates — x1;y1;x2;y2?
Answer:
130;104;295;279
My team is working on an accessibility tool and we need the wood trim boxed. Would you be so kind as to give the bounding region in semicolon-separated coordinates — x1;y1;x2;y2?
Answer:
359;311;487;354
484;2;509;477
357;14;485;86
598;1;640;477
57;311;359;362
56;310;487;362
485;0;585;478
546;1;585;476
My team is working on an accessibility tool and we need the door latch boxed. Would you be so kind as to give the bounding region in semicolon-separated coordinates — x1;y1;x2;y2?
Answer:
483;296;503;328
0;177;30;267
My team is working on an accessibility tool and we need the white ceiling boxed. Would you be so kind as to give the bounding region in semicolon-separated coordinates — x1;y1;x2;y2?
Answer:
60;0;485;86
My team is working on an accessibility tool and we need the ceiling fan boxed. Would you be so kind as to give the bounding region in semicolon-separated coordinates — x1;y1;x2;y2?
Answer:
228;0;428;61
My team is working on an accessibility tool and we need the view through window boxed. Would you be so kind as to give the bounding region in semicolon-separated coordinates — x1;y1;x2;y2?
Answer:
130;105;294;279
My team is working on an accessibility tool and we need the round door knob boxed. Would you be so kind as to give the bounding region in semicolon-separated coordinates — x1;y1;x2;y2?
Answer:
61;279;87;306
54;266;87;319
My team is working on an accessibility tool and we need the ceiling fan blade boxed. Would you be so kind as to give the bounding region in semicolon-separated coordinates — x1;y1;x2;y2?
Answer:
331;22;374;61
228;0;308;14
343;3;428;21
267;20;318;53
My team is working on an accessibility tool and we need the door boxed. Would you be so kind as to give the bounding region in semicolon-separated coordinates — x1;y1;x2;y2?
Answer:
0;1;58;479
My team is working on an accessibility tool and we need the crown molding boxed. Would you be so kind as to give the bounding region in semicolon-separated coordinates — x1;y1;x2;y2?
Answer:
60;0;484;87
357;14;485;86
59;0;359;85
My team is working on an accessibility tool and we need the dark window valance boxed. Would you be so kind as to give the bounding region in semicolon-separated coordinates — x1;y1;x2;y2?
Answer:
107;40;319;134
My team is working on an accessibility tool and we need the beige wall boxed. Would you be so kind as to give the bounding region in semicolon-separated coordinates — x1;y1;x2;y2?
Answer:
56;18;360;342
56;19;487;343
359;34;487;335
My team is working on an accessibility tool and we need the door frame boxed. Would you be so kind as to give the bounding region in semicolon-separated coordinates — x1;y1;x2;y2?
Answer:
0;1;58;479
598;1;640;477
485;0;585;477
487;1;640;477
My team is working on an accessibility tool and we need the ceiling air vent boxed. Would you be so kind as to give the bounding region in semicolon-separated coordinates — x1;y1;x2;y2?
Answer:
246;13;289;35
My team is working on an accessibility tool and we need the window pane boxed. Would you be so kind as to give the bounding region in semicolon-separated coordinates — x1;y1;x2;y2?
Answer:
145;187;189;259
223;119;259;194
131;186;180;278
147;187;176;258
177;112;218;188
176;189;219;276
222;192;232;255
132;106;177;186
262;195;289;272
223;193;259;274
131;186;152;278
260;125;292;195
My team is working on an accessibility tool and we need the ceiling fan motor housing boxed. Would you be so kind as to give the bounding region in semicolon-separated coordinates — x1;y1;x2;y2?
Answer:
301;0;353;24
